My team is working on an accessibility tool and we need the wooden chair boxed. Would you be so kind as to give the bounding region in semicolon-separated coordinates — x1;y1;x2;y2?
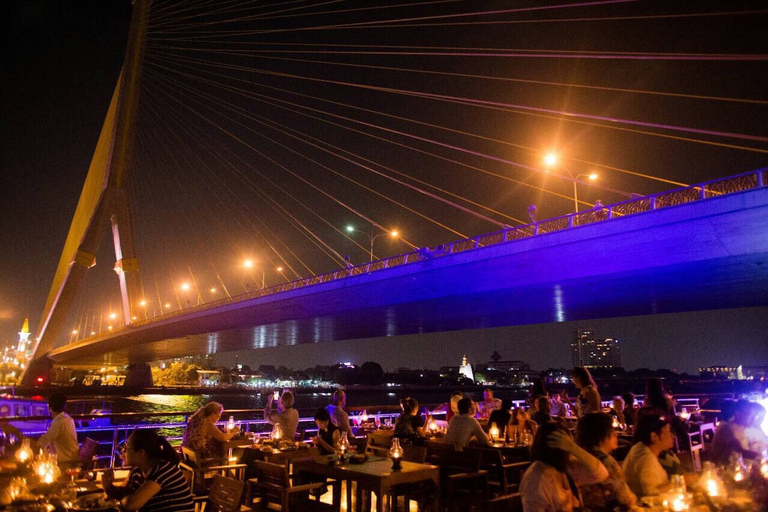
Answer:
180;460;248;497
201;475;246;512
699;422;716;463
347;435;368;456
466;447;528;496
183;447;227;468
366;431;392;457
426;442;488;512
293;430;305;443
486;492;523;512
249;461;339;512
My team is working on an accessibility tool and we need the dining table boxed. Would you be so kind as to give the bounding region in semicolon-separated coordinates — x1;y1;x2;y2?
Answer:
293;454;440;512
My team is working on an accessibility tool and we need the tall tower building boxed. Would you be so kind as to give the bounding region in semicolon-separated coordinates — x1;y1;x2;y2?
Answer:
17;318;31;355
571;329;621;368
459;354;474;382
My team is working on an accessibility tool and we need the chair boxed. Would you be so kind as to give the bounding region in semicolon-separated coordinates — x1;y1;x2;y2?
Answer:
78;438;100;471
366;431;392;457
201;475;246;512
184;447;227;468
486;492;523;512
466;447;528;496
293;430;305;443
699;422;716;463
180;459;248;497
426;442;488;512
388;446;430;512
249;461;339;512
347;435;368;456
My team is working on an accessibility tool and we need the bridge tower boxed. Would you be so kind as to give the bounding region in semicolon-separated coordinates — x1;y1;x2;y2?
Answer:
21;0;152;386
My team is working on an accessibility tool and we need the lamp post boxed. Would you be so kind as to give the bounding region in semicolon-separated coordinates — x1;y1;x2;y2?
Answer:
346;225;399;263
543;153;598;212
243;259;266;289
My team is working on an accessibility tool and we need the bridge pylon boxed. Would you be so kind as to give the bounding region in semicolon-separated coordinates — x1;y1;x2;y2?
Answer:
20;0;152;386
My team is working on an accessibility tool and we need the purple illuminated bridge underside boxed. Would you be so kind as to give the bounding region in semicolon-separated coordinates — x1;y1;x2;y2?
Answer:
50;172;768;365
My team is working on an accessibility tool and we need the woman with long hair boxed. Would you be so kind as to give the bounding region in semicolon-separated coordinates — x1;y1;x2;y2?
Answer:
520;422;608;511
572;367;601;417
182;401;237;460
394;397;426;445
576;413;637;511
120;429;194;512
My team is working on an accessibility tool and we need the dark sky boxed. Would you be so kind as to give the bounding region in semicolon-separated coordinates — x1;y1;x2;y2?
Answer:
1;1;767;374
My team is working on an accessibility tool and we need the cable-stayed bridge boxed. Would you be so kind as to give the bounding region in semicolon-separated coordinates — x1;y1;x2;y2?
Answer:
17;1;768;383
48;173;768;368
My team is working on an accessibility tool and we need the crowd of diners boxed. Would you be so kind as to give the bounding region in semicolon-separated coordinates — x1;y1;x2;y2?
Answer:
11;374;767;512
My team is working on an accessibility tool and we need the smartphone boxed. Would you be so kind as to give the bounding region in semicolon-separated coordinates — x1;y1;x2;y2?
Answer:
273;390;280;400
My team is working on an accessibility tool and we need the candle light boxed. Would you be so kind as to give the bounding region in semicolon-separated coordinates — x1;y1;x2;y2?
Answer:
227;415;236;432
15;439;33;463
489;423;500;442
389;438;403;470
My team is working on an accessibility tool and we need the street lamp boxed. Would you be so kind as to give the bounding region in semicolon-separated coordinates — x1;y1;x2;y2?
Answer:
543;153;598;212
243;259;266;289
346;225;399;263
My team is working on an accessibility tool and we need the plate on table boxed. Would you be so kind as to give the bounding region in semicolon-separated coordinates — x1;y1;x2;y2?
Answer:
70;494;119;511
348;454;368;464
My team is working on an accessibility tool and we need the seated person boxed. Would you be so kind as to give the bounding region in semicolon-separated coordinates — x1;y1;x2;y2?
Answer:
487;398;513;438
550;392;571;418
622;410;676;498
394;397;426;445
103;441;145;500
710;399;762;465
476;389;502;421
444;398;490;451
265;390;299;440
520;422;608;512
119;429;194;512
621;392;637;429
182;401;237;461
531;396;553;426
325;389;352;435
432;390;463;422
576;413;637;512
609;396;626;427
312;408;340;455
742;401;768;455
508;407;538;443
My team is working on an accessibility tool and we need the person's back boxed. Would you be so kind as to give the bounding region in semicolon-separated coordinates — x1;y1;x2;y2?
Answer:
36;393;79;467
326;390;351;434
444;398;490;450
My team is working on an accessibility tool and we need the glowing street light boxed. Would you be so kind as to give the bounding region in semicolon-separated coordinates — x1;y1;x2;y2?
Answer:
243;259;266;289
543;153;598;212
346;225;400;263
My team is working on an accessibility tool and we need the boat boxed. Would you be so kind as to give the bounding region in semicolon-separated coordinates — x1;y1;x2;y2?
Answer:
0;394;113;433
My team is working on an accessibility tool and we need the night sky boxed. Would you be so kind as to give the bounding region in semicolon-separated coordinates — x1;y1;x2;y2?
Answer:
1;1;767;374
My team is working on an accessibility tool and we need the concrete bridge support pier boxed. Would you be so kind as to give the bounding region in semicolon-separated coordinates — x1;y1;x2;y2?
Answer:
124;363;153;388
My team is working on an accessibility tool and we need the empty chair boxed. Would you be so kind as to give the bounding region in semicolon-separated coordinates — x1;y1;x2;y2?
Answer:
203;475;246;512
249;460;338;512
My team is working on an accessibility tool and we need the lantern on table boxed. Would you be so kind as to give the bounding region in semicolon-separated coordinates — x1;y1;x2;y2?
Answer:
489;423;500;442
336;432;350;461
389;437;403;470
227;415;236;432
272;424;282;442
15;438;33;463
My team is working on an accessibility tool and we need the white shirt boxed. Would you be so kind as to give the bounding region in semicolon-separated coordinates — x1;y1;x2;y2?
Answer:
622;443;668;497
37;412;79;463
266;407;299;440
443;414;490;450
520;459;608;512
326;404;351;433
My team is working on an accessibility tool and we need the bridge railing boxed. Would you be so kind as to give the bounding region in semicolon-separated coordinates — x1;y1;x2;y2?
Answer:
101;168;767;333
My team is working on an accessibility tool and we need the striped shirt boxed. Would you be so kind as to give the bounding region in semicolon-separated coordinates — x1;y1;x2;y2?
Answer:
141;460;194;512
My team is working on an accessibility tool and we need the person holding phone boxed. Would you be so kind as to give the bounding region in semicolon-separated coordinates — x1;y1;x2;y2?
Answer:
265;390;299;441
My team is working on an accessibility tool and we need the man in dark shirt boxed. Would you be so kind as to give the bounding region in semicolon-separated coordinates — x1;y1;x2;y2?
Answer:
530;396;553;426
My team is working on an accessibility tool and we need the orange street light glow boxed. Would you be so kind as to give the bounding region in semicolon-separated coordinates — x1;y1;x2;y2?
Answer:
544;153;558;167
180;282;191;291
588;173;598;180
243;259;254;268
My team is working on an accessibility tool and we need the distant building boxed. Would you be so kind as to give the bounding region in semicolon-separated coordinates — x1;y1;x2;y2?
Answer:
486;350;530;372
571;329;621;368
459;354;474;382
699;365;768;380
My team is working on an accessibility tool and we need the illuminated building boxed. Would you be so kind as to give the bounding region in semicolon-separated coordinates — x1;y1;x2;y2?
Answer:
17;318;31;355
571;329;621;368
458;354;474;382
